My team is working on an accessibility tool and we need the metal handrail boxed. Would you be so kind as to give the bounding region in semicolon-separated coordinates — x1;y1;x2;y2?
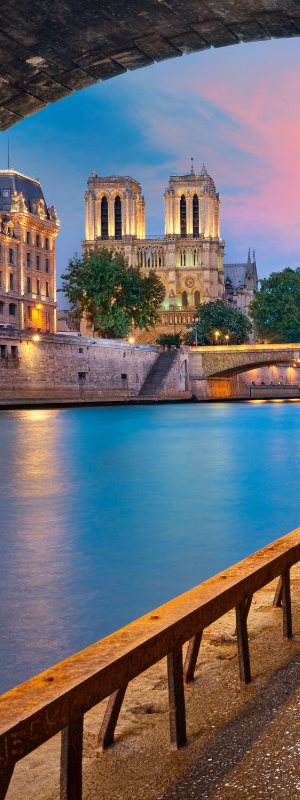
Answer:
0;528;299;799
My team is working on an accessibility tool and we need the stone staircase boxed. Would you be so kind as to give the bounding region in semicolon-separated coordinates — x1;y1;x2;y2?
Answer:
138;350;178;397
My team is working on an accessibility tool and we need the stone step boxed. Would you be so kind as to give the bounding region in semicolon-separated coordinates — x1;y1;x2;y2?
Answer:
138;351;178;396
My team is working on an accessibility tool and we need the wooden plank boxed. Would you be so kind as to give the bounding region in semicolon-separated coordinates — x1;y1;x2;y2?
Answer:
97;685;127;751
0;766;14;800
282;568;293;639
183;632;202;684
1;527;300;775
273;575;283;607
60;716;83;800
167;646;186;748
235;598;251;684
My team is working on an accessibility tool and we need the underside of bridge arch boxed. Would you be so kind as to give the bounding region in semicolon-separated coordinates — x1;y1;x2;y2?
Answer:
1;1;300;131
209;358;299;379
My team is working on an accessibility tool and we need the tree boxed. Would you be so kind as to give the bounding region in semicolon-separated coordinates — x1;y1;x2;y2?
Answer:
59;248;165;339
248;267;300;343
156;332;182;348
183;299;252;345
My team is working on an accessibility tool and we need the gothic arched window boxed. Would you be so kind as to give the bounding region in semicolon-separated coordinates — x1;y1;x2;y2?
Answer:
182;290;188;307
194;290;200;306
194;249;196;266
180;195;186;238
193;194;199;238
114;195;122;239
101;196;108;239
183;251;186;266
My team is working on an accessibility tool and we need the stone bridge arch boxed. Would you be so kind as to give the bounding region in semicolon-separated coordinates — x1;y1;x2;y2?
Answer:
1;2;300;131
186;344;300;399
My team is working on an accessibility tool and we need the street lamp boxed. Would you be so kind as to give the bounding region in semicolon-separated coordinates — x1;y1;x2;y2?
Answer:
225;334;229;345
215;330;219;345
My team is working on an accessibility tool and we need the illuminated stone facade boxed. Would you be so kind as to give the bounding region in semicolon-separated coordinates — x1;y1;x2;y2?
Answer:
82;165;225;341
0;169;59;332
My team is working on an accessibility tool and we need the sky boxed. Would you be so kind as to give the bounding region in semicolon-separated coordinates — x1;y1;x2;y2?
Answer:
0;36;300;308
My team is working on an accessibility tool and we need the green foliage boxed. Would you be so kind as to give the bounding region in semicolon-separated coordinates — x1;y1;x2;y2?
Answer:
59;248;165;339
248;267;300;342
156;332;182;348
183;299;252;345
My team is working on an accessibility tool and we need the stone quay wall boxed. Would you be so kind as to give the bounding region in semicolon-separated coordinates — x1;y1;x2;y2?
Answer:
1;332;300;406
0;329;161;405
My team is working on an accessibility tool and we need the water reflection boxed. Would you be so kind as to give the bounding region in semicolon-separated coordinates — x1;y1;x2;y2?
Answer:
1;403;300;694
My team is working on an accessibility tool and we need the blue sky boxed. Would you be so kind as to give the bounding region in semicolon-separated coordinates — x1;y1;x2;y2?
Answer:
1;37;300;308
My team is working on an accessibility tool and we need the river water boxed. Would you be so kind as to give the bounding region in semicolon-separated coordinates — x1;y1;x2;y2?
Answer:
1;401;300;694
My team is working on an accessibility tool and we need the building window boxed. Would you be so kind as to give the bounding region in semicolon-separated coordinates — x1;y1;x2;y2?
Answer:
183;252;186;266
182;291;188;308
194;290;200;306
10;273;14;290
46;281;49;297
3;189;10;197
37;279;40;295
180;194;186;238
0;301;3;314
46;311;50;332
194;249;196;266
26;231;30;245
45;238;49;251
0;271;2;287
28;306;31;320
114;195;122;239
9;249;13;264
9;303;16;316
45;258;49;273
36;234;40;248
26;252;30;268
180;253;182;266
101;196;108;239
193;194;199;238
27;277;31;293
11;345;18;358
36;255;40;270
1;344;7;357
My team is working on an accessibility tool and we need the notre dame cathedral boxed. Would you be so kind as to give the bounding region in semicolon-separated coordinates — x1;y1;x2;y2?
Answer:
82;164;257;342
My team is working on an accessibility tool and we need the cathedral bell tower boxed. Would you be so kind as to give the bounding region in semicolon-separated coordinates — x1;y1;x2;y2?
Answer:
85;170;145;242
164;163;220;239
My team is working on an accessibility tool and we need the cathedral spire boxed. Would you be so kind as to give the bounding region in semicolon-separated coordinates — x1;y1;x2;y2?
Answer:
191;157;194;174
201;163;208;176
247;247;251;266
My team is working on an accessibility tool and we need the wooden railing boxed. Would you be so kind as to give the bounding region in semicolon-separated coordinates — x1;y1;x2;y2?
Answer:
1;528;300;799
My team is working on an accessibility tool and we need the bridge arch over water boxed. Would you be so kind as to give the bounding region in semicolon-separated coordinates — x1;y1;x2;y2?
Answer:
1;1;300;131
187;344;300;399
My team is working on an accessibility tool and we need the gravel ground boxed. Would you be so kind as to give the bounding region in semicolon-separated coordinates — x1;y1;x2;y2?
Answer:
6;566;300;800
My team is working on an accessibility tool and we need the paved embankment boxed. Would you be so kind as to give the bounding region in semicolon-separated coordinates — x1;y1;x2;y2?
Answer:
6;565;300;800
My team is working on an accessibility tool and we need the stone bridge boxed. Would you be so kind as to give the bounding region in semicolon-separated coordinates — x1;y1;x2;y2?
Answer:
186;343;300;399
1;1;300;131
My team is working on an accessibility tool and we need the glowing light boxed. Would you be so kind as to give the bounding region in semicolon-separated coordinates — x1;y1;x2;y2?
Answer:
33;335;39;342
128;337;135;343
37;304;42;309
225;335;229;339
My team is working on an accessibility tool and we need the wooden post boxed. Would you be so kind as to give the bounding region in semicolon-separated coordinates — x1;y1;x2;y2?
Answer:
167;646;187;748
235;597;251;684
97;685;127;751
60;716;83;800
0;767;14;800
273;575;283;608
183;632;202;684
282;567;293;639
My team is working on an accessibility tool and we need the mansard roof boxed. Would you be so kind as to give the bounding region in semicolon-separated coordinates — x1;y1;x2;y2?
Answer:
0;169;47;214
